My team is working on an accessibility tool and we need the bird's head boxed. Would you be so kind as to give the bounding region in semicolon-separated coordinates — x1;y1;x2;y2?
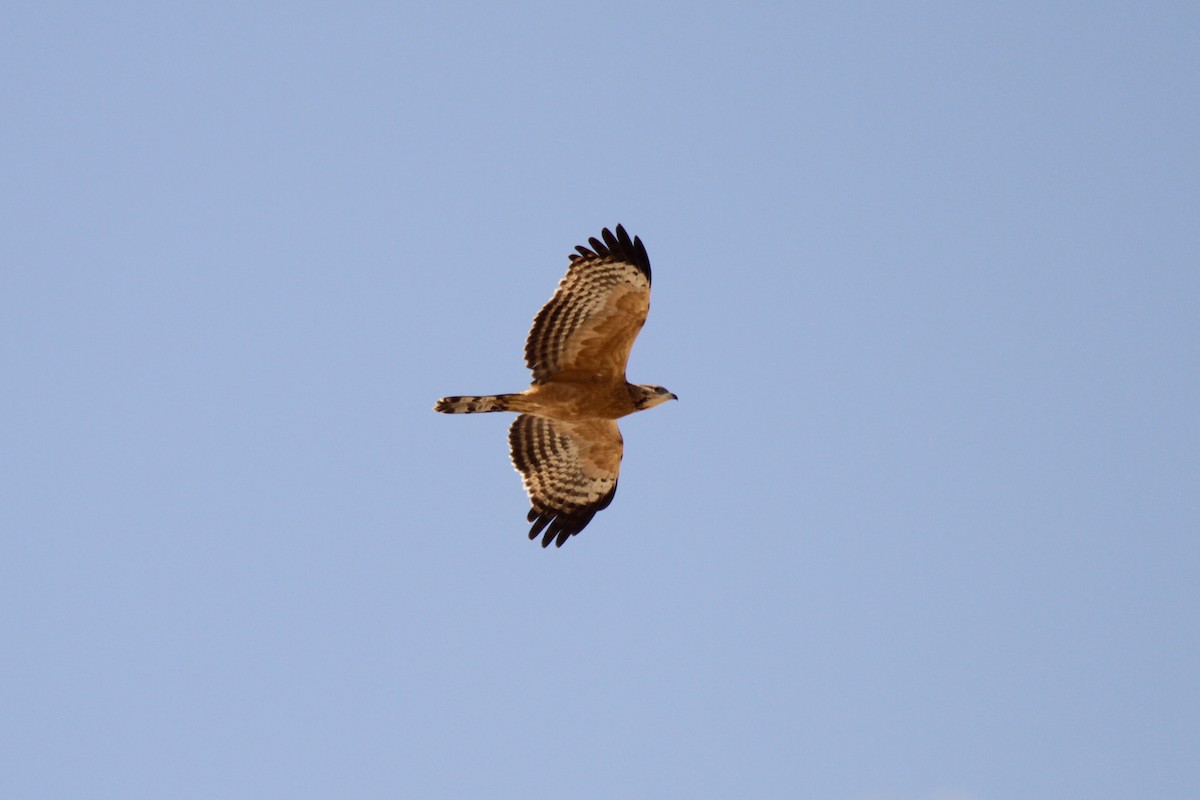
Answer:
631;384;678;411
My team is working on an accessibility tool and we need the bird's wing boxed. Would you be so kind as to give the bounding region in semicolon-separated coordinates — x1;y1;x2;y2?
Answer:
508;414;622;547
524;225;651;385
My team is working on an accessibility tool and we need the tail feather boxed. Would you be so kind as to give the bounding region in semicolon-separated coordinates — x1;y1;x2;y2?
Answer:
434;393;519;414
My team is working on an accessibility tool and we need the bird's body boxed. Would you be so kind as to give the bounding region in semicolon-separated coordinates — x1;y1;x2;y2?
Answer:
437;380;656;421
434;225;675;548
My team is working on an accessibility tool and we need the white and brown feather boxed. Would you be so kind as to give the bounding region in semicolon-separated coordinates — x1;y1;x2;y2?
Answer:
524;225;651;384
508;415;621;547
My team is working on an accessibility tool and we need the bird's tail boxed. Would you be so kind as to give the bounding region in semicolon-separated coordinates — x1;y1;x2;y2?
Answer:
434;393;521;414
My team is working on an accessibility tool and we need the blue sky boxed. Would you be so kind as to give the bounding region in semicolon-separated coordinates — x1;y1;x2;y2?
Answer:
3;3;1197;798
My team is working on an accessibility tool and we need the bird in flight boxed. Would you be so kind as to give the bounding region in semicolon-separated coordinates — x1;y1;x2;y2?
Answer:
434;225;676;548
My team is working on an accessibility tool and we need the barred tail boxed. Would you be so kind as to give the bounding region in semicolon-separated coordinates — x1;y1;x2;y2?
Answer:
434;393;520;414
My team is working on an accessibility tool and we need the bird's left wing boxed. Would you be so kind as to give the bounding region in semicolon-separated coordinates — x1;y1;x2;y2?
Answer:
508;414;622;547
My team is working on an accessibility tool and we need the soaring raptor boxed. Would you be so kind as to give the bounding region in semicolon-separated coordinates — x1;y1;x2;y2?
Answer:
434;225;676;548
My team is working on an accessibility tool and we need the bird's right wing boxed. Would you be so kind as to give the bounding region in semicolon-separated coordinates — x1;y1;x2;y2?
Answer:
524;225;651;385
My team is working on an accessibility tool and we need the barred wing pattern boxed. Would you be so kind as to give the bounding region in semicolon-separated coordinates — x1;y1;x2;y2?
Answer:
524;225;651;384
509;414;621;547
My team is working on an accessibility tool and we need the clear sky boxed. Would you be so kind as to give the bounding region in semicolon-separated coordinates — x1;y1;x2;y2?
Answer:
3;3;1197;799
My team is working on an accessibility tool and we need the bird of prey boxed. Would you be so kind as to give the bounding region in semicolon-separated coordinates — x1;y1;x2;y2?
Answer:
434;225;676;548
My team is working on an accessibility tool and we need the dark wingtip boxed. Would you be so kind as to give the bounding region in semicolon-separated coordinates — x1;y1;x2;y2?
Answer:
568;225;651;284
526;508;591;549
523;482;618;549
528;509;551;542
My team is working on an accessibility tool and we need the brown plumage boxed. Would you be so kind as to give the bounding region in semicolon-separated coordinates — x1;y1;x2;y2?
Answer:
434;225;676;547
